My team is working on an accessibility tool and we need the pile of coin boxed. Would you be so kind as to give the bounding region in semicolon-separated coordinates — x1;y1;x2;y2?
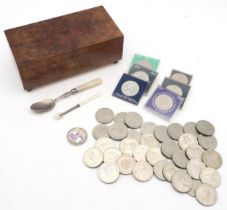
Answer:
83;108;223;206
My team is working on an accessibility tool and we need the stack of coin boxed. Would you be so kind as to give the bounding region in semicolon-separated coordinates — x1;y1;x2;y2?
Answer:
83;108;223;206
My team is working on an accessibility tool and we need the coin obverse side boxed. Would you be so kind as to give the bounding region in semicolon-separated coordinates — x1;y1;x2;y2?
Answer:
184;122;200;138
92;124;110;139
186;144;204;160
167;123;184;140
114;112;127;123
171;171;193;193
146;146;166;166
188;179;201;197
200;167;221;188
198;135;217;150
196;120;215;136
67;127;87;146
104;148;122;163
132;161;153;182
195;183;217;206
172;149;189;169
132;71;150;81
161;140;180;159
163;162;184;182
154;159;169;181
120;138;139;155
95;137;115;153
171;73;189;84
179;133;198;150
83;147;103;168
95;108;114;124
133;144;149;161
186;159;206;179
124;112;143;129
116;154;135;175
97;162;120;184
166;84;183;96
109;124;128;140
154;125;172;143
201;150;223;169
121;80;140;97
140;122;157;135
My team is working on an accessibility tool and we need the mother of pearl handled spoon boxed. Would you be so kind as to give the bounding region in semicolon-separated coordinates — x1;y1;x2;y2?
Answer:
30;78;102;113
54;93;101;120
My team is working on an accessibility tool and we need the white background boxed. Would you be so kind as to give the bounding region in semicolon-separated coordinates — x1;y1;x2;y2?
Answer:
0;0;227;210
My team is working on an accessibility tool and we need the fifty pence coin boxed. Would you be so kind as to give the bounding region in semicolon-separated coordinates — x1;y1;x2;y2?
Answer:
172;149;189;168
116;154;135;175
198;135;217;150
83;147;103;168
186;159;206;179
95;108;114;124
186;143;204;160
161;140;180;159
132;161;153;182
133;144;149;161
140;122;157;135
163;161;184;182
140;134;161;148
104;148;122;163
202;150;223;169
179;133;198;150
200;167;221;188
171;171;192;193
120;138;139;155
92;124;109;139
67;127;87;146
146;146;166;166
188;179;201;197
195;183;217;206
154;159;169;181
121;80;140;97
97;162;119;184
167;123;184;140
184;122;200;138
196;120;215;136
109;123;128;140
127;129;141;143
154;125;172;143
95;137;115;152
124;112;143;129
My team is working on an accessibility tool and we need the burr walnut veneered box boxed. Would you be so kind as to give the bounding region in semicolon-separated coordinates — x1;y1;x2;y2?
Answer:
5;6;124;91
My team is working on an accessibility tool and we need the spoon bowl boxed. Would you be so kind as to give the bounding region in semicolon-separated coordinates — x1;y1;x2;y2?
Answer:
30;99;56;112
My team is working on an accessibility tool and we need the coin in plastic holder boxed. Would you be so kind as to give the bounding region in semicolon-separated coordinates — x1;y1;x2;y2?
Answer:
67;127;87;146
169;69;193;85
145;86;183;121
128;64;158;93
112;73;149;105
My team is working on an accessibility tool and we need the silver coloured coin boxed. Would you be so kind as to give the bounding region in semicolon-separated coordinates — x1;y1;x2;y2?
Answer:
127;129;141;143
92;124;109;139
166;84;183;96
171;72;189;84
200;167;221;188
172;149;189;168
97;162;119;184
196;120;215;136
95;108;114;124
67;127;87;146
184;122;200;138
198;135;217;150
95;137;115;152
120;138;139;155
124;112;143;129
140;122;157;135
161;140;180;159
163;161;184;182
188;179;201;197
121;80;140;97
172;171;192;193
133;144;149;161
154;125;172;143
179;133;198;150
186;159;206;179
195;183;217;206
104;148;122;163
186;144;204;160
154;94;174;111
138;60;152;70
114;112;127;123
140;134;161;148
154;159;169;181
167;123;184;140
202;150;223;169
146;146;166;166
132;71;150;81
132;161;153;182
109;123;128;140
116;154;135;175
83;147;103;168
